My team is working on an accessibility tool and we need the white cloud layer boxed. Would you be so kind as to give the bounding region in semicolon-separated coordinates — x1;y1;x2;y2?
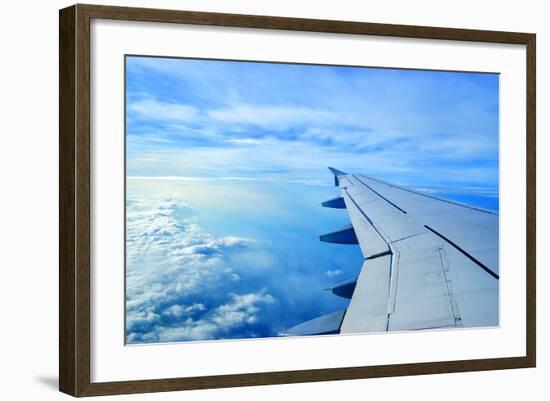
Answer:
325;269;343;278
125;195;276;343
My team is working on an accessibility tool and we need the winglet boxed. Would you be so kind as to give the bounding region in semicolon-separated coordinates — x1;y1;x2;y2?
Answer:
328;167;346;187
328;167;346;176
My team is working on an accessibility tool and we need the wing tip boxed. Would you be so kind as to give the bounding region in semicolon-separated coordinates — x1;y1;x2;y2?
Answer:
328;167;346;176
328;167;346;187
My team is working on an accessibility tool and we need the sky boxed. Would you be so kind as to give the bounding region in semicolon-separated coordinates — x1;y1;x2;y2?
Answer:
124;56;499;344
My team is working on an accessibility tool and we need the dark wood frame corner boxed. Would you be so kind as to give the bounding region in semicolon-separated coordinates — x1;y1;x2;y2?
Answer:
59;3;536;397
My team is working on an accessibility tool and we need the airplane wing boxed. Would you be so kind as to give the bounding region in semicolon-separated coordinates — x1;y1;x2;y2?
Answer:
283;168;498;336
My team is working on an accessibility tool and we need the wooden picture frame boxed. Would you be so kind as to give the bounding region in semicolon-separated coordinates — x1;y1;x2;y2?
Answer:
59;3;536;397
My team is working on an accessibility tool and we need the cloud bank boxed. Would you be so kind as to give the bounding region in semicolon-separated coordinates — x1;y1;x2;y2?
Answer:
125;195;277;343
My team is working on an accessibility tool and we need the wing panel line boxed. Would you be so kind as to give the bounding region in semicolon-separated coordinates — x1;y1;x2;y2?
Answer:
343;188;391;247
353;175;407;214
438;247;462;326
358;174;498;215
424;225;499;279
344;186;396;332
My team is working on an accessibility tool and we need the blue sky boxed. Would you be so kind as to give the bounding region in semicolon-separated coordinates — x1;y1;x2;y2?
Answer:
125;56;499;344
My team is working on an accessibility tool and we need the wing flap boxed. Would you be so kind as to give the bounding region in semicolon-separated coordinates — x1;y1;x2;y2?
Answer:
387;235;459;331
342;191;389;258
438;241;499;327
340;255;391;333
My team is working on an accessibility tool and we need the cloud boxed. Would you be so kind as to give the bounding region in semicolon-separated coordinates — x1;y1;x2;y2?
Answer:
209;292;276;330
125;195;277;343
208;104;348;131
225;138;264;145
325;269;343;278
154;291;276;342
128;98;199;122
126;133;498;191
162;303;206;319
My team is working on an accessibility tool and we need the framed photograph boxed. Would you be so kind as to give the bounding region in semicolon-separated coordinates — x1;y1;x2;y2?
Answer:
59;4;536;397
